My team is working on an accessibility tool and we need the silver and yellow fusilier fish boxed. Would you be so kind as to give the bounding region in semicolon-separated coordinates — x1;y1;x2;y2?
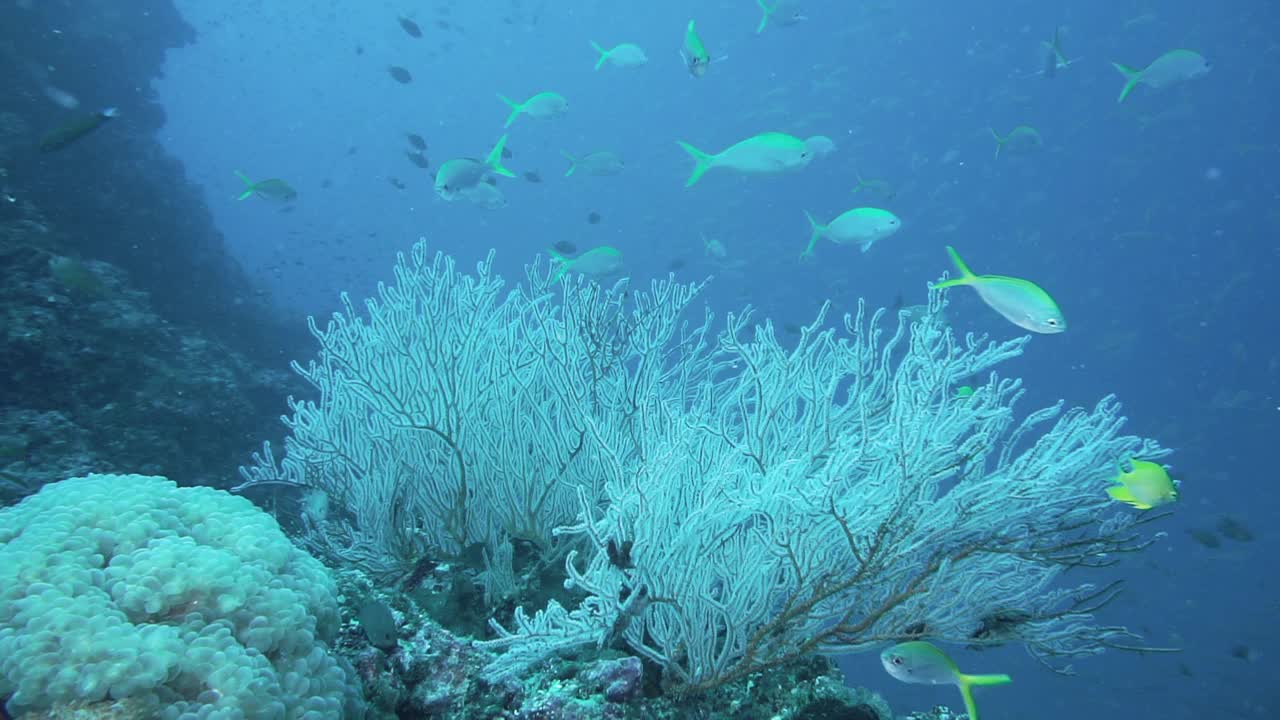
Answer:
1111;49;1210;103
549;246;624;284
675;132;811;186
933;246;1065;334
681;20;712;78
434;135;516;201
755;0;807;34
38;107;118;152
234;171;298;202
881;642;1011;720
589;41;648;70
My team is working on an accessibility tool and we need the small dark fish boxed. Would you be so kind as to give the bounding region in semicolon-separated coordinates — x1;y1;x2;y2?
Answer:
407;133;427;151
435;20;451;30
971;609;1033;641
398;16;423;37
355;45;365;55
668;258;686;271
1216;515;1255;542
1230;645;1256;662
552;240;577;255
606;539;633;569
387;66;413;83
501;145;514;159
357;600;398;651
522;170;542;183
405;151;430;169
48;255;106;297
39;107;119;152
1186;528;1221;549
388;177;406;189
902;621;928;638
587;211;601;224
784;323;802;335
401;555;439;591
321;178;333;189
1042;34;1060;79
346;146;358;155
1041;26;1072;79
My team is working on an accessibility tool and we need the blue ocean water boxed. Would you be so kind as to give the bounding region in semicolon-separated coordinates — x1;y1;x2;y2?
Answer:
146;1;1277;718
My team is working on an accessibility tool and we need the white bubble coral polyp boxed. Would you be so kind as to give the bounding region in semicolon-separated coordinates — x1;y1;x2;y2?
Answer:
0;473;364;718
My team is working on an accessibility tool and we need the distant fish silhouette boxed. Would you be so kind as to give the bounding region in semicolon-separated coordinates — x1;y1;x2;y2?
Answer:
398;16;422;38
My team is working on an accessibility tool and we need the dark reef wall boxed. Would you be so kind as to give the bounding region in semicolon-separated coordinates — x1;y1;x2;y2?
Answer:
0;0;307;357
0;236;298;503
0;1;307;502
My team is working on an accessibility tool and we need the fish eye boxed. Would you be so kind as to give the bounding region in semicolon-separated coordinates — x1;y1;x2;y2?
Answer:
1046;318;1059;326
892;656;904;665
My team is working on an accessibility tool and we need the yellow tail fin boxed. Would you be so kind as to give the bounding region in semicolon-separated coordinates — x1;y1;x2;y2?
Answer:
590;41;608;71
957;672;1012;720
485;134;516;178
801;210;824;259
497;94;522;128
933;246;978;289
676;140;714;187
1112;62;1143;103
